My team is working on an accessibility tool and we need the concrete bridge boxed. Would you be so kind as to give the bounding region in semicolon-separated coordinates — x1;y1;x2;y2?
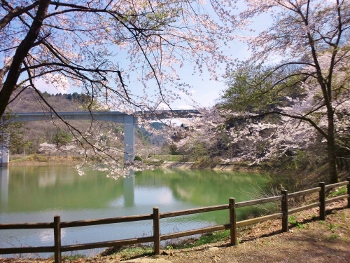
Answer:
0;110;199;167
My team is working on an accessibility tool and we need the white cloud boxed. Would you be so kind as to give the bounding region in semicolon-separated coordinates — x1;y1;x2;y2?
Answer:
156;102;169;110
34;74;71;94
177;104;193;109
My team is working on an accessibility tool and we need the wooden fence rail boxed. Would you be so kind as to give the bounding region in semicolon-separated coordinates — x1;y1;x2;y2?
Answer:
1;178;349;263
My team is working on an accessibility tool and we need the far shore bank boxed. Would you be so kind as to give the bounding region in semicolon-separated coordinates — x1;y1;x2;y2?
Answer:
161;161;260;172
7;155;260;173
8;155;82;167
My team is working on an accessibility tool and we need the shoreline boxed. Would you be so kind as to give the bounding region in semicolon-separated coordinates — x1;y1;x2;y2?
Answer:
7;156;260;172
8;157;82;167
162;161;260;172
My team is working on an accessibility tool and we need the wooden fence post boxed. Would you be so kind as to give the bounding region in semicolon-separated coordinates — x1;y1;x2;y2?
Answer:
319;182;326;220
54;216;61;263
153;207;160;254
229;198;237;246
281;190;288;232
347;177;350;208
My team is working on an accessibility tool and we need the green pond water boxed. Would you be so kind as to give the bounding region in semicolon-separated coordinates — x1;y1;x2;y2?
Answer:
0;165;269;257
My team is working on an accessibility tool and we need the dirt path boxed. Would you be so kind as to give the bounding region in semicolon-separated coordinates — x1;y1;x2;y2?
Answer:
153;202;350;263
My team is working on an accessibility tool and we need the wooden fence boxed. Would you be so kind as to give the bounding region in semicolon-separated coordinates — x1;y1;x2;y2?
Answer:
1;178;349;263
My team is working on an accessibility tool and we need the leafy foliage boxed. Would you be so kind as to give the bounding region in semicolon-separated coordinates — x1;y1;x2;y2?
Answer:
52;128;73;147
0;111;28;154
221;64;305;113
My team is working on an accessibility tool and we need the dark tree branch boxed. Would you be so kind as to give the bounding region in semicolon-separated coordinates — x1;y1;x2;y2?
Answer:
0;0;50;118
0;0;39;29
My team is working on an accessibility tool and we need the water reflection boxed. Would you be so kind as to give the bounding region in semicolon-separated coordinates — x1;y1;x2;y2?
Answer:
0;167;9;209
0;166;269;215
123;174;135;207
0;166;269;256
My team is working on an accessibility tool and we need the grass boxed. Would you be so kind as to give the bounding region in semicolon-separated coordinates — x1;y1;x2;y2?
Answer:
327;185;347;198
143;154;188;165
327;222;339;232
181;230;231;248
95;230;231;260
151;230;232;254
61;254;86;260
117;247;153;260
10;154;82;165
327;233;340;240
288;215;305;229
151;154;188;162
10;154;49;162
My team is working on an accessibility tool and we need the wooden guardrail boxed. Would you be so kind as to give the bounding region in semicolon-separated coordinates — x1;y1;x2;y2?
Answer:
1;178;349;262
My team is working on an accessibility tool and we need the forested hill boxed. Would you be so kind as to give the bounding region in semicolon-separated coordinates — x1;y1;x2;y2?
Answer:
6;89;118;155
7;88;166;157
8;88;92;113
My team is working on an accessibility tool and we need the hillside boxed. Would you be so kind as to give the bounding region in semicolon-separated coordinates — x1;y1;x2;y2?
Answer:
6;89;125;155
8;88;88;112
6;89;167;158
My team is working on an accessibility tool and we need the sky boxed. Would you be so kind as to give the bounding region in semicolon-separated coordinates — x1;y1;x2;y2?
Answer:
35;39;251;111
35;39;250;111
35;67;228;110
34;3;270;111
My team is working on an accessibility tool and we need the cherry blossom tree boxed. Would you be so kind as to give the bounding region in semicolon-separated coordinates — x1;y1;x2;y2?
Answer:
170;106;317;169
220;0;350;183
0;0;234;172
170;107;227;161
0;0;231;118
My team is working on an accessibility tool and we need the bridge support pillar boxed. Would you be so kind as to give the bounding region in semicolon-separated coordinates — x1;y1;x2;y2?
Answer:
0;131;9;167
124;115;135;164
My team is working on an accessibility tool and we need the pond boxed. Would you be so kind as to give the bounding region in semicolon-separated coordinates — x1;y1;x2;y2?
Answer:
0;165;269;257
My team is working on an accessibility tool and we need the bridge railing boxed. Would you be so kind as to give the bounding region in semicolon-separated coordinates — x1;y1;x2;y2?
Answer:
1;178;349;263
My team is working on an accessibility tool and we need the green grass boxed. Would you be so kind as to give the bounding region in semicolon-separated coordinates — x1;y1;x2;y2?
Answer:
105;231;230;260
327;186;347;198
10;154;50;162
49;253;86;261
151;154;188;162
327;234;340;240
327;222;339;232
191;231;230;247
117;247;153;259
174;230;231;249
288;216;304;229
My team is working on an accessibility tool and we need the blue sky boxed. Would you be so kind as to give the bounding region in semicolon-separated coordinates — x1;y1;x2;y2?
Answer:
35;4;271;110
36;38;251;110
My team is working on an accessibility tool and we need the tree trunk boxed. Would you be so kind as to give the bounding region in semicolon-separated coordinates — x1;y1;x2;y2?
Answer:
327;107;338;183
0;0;50;118
327;136;338;184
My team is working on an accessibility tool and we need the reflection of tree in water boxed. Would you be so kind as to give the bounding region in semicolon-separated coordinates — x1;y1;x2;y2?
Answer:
123;175;135;207
3;167;269;224
136;169;267;204
5;166;125;212
135;169;269;222
0;167;9;210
